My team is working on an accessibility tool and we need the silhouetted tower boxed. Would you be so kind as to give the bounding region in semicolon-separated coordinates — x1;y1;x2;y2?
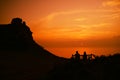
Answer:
75;51;80;61
83;51;87;61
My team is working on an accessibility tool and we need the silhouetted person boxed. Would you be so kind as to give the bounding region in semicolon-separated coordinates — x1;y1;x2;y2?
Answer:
71;54;74;59
70;54;75;62
75;51;80;61
83;51;87;61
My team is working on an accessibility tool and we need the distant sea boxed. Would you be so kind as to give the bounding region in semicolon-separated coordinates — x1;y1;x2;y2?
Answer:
45;47;120;58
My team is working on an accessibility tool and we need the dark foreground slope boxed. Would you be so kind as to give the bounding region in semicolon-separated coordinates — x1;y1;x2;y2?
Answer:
0;18;67;80
44;53;120;80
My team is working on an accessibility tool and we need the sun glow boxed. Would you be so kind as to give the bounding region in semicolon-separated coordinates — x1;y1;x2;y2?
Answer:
0;0;120;57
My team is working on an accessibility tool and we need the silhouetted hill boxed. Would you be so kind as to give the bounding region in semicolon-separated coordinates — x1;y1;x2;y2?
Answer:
0;18;67;80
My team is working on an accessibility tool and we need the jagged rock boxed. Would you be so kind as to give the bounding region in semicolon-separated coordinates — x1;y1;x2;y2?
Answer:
0;18;36;50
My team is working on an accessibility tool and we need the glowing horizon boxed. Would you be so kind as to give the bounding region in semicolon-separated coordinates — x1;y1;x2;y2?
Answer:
0;0;120;58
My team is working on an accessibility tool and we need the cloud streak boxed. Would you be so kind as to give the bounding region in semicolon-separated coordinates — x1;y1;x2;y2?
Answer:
103;0;120;7
32;3;120;42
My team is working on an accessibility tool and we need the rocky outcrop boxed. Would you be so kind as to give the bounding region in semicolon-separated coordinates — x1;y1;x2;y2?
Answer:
0;18;66;80
0;18;36;50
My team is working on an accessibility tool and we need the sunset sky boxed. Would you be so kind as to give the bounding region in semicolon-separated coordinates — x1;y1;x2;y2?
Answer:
0;0;120;58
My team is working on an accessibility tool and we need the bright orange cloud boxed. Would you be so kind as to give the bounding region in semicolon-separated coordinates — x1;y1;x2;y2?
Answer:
34;9;120;41
103;0;120;7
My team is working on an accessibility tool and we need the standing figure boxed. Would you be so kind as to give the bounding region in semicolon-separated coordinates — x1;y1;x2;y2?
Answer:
83;51;87;61
75;51;80;61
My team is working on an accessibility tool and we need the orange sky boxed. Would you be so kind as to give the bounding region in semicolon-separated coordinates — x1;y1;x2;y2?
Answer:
0;0;120;58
